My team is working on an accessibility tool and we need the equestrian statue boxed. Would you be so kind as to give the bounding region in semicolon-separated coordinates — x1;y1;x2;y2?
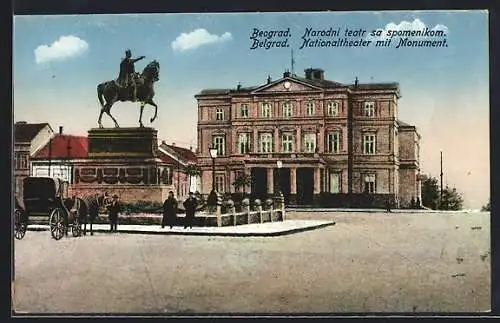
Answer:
97;49;160;128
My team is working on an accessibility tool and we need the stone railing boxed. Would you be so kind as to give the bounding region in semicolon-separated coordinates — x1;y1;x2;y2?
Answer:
200;192;286;227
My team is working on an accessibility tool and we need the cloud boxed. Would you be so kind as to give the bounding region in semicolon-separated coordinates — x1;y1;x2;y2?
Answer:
367;18;449;41
34;35;89;64
171;28;232;52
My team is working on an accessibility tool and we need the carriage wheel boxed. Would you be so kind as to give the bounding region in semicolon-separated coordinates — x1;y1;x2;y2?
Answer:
49;208;65;240
14;209;27;240
72;216;81;237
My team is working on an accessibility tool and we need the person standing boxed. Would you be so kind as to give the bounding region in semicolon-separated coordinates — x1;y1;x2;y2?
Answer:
183;192;198;229
162;191;178;229
108;194;121;232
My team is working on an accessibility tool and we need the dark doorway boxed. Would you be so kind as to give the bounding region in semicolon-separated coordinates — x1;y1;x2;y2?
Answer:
296;168;314;205
251;168;267;200
274;168;291;204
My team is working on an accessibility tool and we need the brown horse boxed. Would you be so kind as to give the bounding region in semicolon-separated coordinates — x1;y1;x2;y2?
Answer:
97;60;160;128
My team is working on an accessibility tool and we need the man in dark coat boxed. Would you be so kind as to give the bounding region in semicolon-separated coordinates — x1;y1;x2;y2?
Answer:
108;194;121;232
162;191;178;229
183;192;198;229
118;49;145;101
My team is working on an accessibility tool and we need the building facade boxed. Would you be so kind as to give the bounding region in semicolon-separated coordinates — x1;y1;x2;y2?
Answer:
13;121;54;198
158;141;199;199
195;68;422;207
31;126;88;183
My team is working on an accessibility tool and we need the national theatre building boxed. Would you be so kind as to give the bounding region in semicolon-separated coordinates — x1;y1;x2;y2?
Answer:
195;68;422;208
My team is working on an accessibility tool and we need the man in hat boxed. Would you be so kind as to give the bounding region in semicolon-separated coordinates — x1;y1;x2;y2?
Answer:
162;191;178;229
183;192;198;229
108;194;121;232
118;49;145;102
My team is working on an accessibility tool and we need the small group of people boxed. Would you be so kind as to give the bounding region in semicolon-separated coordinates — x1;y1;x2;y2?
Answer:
161;191;199;229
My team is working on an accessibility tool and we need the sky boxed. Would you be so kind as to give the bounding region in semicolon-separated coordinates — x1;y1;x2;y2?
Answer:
13;10;489;209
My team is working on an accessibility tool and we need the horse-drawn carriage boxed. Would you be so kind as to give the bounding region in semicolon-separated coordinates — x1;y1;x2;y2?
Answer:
14;177;82;240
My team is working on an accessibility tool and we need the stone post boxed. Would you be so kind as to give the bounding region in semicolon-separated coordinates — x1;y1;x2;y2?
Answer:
265;198;273;222
226;199;236;226
216;192;223;227
242;198;250;224
254;199;263;223
273;192;285;221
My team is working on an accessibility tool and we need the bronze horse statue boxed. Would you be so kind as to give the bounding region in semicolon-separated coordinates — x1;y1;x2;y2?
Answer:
97;60;160;128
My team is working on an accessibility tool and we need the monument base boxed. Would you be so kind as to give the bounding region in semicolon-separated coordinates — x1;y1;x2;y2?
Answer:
69;126;177;204
69;184;170;204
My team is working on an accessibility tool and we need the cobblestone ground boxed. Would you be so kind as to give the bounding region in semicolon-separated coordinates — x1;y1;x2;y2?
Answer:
13;211;490;314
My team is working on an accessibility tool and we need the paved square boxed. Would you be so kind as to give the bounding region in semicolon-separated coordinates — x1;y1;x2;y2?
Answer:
13;211;490;314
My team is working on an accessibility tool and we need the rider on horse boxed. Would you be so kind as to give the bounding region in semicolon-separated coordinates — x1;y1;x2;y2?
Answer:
117;49;145;102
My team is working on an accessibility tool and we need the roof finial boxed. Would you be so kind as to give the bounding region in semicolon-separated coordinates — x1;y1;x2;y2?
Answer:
291;48;295;76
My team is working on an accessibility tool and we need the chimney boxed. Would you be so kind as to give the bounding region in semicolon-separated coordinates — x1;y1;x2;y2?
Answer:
161;140;166;145
267;75;272;84
172;142;176;146
305;68;324;81
59;126;63;135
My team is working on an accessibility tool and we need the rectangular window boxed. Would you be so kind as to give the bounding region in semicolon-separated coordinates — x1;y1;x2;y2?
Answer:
240;104;248;118
327;101;339;116
238;133;250;154
281;133;294;152
22;154;29;169
260;133;273;153
363;134;376;154
304;133;316;153
212;135;225;156
216;108;224;120
329;172;341;193
14;153;20;169
283;102;292;118
215;175;225;193
363;102;375;117
327;131;340;153
262;103;272;118
363;174;376;194
306;101;315;116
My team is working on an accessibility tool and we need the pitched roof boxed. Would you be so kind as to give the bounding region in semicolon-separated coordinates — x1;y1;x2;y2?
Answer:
165;144;197;163
32;134;88;159
158;150;178;164
14;122;52;142
196;74;399;96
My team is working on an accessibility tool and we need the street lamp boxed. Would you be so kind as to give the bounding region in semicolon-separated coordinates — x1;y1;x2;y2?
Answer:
207;146;219;209
276;160;283;194
209;147;218;192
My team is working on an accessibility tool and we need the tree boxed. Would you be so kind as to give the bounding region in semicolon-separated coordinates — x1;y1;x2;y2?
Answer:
441;185;464;211
421;175;464;210
184;164;201;193
421;176;440;210
481;198;490;212
232;173;252;194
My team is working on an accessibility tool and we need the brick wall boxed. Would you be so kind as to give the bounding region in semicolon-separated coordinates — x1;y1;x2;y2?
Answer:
398;168;418;207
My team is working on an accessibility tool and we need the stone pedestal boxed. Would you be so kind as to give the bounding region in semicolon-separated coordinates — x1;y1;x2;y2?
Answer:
88;127;159;158
70;127;172;203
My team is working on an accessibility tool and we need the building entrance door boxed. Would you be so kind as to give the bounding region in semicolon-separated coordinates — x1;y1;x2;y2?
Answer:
296;168;314;205
274;168;291;204
251;168;267;200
